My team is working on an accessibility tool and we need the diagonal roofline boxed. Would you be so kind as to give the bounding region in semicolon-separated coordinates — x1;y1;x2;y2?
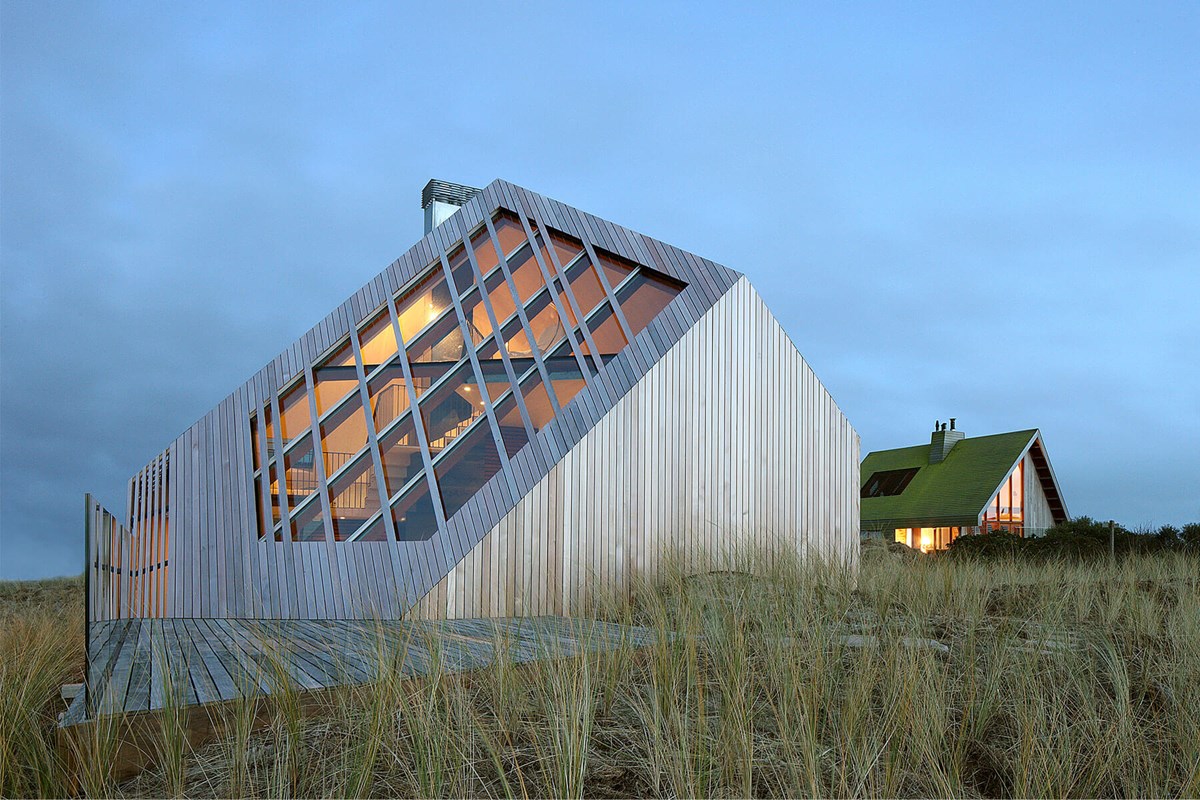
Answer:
128;178;749;615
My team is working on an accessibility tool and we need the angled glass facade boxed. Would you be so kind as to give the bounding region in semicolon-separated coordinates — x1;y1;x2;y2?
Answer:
250;209;685;542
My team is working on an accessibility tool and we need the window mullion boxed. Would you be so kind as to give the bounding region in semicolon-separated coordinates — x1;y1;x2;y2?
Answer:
302;360;336;546
253;402;273;541
443;211;515;480
505;212;595;381
388;248;451;545
519;204;606;376
268;394;292;550
349;324;398;544
573;221;636;343
485;222;564;417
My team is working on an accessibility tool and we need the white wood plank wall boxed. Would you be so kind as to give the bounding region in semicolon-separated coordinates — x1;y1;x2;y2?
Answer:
412;277;861;620
1023;451;1056;531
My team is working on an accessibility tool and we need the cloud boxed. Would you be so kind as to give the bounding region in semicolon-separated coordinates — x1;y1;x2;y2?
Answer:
3;2;1199;578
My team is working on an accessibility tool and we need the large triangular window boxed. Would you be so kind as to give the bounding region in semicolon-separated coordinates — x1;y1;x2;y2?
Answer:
250;210;685;542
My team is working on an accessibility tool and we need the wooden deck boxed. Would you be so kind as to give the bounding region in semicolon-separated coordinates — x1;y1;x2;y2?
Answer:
61;616;655;727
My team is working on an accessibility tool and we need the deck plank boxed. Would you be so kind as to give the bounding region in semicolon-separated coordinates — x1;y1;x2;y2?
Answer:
164;620;199;706
181;619;240;702
287;621;374;684
98;620;142;715
67;616;658;725
201;619;272;695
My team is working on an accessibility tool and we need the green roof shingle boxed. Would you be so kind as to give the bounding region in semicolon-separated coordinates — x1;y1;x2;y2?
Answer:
860;429;1037;528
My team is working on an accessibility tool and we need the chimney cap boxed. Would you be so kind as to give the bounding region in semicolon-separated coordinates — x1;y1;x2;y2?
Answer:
421;179;481;210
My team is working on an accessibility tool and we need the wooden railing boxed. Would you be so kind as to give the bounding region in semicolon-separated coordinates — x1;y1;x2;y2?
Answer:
86;493;133;622
87;450;171;623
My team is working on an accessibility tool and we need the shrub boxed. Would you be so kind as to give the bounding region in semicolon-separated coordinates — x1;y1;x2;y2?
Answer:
945;530;1024;559
945;517;1200;562
1183;522;1200;550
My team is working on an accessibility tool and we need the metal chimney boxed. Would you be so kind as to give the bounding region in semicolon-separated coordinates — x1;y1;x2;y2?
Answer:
421;179;481;234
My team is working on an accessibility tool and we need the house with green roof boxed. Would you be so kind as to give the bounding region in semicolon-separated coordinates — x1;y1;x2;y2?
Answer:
860;420;1068;552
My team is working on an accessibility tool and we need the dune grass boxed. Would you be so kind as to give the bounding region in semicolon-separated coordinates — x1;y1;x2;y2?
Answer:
3;550;1198;798
0;577;85;798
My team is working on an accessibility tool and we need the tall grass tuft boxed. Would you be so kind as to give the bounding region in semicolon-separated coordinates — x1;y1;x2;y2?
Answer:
0;577;84;798
4;551;1199;798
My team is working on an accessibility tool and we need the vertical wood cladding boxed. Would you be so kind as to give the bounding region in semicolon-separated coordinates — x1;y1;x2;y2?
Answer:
1023;451;1056;532
411;278;861;619
90;180;859;621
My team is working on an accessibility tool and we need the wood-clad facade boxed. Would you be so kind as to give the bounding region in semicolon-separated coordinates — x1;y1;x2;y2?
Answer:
412;278;860;619
1021;451;1057;532
87;179;860;623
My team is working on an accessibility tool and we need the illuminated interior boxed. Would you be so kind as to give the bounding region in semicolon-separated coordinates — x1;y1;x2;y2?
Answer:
894;526;961;554
250;209;685;542
891;460;1027;552
982;460;1024;535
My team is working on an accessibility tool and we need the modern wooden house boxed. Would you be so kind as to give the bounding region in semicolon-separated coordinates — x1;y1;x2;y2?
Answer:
860;420;1068;552
86;178;861;628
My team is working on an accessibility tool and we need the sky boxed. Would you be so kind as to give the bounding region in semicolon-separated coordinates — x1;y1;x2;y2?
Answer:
1;1;1197;579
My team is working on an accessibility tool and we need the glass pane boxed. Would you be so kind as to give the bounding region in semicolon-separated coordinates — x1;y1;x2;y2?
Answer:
314;340;359;415
396;269;454;344
617;270;685;336
477;336;502;361
474;357;511;402
447;244;475;296
327;453;383;541
495;318;538;374
368;360;411;434
283;432;319;509
492;393;530;458
505;242;547;305
288;496;325;542
319;392;368;476
458;288;494;346
484;267;518;324
477;335;539;386
391;479;439;542
433;422;503;522
545;341;587;408
522;290;568;356
358;312;399;373
470;227;501;277
563;258;606;320
357;514;389;542
586;303;628;361
407;312;466;397
264;403;278;461
1011;462;1024;519
254;474;266;537
378;414;424;499
421;362;489;457
520;370;557;433
493;211;527;258
594;247;636;290
536;230;583;272
268;462;282;524
250;414;261;472
279;382;311;443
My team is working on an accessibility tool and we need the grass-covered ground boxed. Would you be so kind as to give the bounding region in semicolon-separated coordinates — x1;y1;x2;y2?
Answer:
2;550;1197;798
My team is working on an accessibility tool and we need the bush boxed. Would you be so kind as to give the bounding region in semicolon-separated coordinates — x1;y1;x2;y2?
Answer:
945;531;1024;559
945;517;1200;562
1183;523;1200;550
